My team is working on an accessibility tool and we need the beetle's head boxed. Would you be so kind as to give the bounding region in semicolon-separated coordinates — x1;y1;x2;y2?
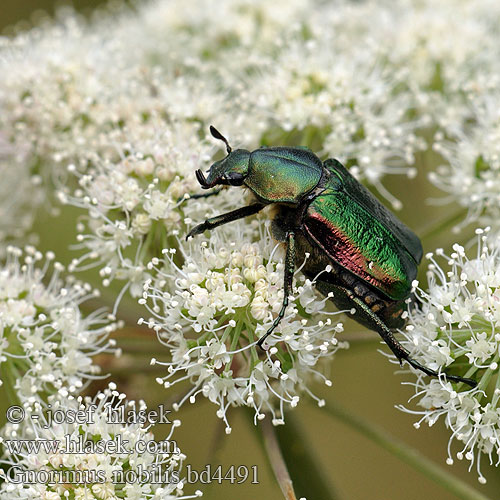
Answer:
195;126;251;189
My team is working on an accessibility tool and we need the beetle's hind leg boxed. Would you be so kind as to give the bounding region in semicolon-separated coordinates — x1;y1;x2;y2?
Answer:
323;283;477;388
257;231;296;349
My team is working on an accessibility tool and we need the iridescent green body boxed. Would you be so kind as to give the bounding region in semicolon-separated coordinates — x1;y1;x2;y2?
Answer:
302;158;422;302
267;154;421;331
187;127;476;387
201;146;322;203
202;144;420;306
246;147;322;203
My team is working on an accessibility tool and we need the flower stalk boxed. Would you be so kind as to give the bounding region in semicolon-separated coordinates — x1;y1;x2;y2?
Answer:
321;399;493;500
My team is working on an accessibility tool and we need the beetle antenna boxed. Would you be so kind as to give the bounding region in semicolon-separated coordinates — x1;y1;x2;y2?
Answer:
210;125;232;154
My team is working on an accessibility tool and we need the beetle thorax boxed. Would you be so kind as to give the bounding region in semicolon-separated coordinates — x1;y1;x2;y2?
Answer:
244;147;323;204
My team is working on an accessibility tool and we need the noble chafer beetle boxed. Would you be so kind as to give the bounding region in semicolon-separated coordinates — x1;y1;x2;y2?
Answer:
186;126;476;388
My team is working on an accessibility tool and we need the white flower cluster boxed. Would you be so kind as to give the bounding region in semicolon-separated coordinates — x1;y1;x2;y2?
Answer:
140;221;347;431
431;93;500;233
0;383;201;500
0;132;44;256
58;120;217;298
405;1;500;233
397;229;500;483
0;246;119;404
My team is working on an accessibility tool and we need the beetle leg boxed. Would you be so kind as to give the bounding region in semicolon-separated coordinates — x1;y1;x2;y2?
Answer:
177;188;223;205
186;203;265;240
325;284;477;388
257;231;296;349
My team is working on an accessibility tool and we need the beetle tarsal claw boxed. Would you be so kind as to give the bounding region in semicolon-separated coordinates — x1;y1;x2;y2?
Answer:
405;355;477;388
186;224;204;240
257;338;269;351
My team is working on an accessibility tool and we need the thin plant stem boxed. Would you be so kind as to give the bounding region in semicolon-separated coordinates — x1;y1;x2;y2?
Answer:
318;399;493;500
199;417;229;499
417;207;466;242
261;415;298;500
274;412;340;500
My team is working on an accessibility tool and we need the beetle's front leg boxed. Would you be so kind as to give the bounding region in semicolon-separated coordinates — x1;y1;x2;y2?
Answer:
177;188;223;205
186;203;265;239
257;231;296;349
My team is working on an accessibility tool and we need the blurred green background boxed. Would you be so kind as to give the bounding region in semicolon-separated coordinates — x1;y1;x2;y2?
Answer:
1;2;498;500
1;0;105;34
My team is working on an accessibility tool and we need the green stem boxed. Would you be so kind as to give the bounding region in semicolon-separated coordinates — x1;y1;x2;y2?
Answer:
139;220;157;262
418;208;466;242
245;408;339;500
201;418;230;499
196;327;223;346
246;327;260;369
491;368;500;407
476;353;500;394
274;412;340;500
319;399;493;500
2;362;21;406
219;316;235;345
224;321;243;373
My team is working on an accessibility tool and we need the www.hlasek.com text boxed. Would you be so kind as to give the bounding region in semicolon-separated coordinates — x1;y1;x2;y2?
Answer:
4;435;179;456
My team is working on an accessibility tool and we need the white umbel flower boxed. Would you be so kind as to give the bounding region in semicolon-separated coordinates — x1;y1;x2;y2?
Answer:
60;120;217;299
396;229;500;483
431;93;500;233
0;246;119;404
140;221;347;432
0;133;43;255
0;383;202;500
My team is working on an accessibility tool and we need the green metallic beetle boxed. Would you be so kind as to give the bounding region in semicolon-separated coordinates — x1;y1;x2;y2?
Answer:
186;126;476;388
